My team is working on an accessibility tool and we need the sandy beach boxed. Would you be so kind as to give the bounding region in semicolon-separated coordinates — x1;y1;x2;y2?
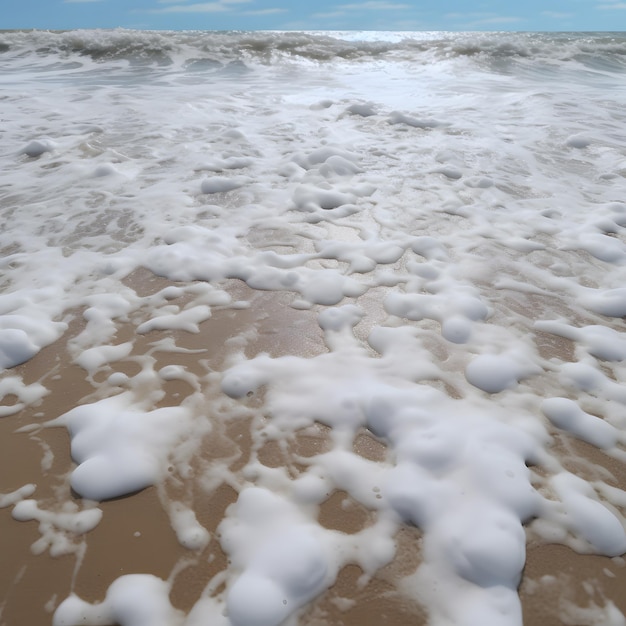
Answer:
3;29;626;626
2;273;626;625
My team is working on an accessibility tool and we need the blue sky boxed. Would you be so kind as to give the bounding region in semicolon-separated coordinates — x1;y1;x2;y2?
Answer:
4;0;626;31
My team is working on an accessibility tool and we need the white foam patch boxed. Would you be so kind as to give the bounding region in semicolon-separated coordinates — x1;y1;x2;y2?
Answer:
566;134;593;149
201;176;246;194
12;499;102;534
75;342;134;373
560;599;626;626
388;110;444;129
0;314;67;369
185;598;230;626
535;320;626;362
12;499;102;556
49;393;193;500
541;397;619;449
53;575;184;626
582;288;626;318
221;488;335;626
383;253;489;345
315;237;405;273
465;353;541;393
168;501;210;551
292;146;361;171
20;137;55;158
578;233;626;263
557;362;626;405
220;349;545;621
0;484;37;508
0;376;48;417
136;305;212;334
344;102;378;117
293;185;357;213
549;473;626;557
318;304;364;332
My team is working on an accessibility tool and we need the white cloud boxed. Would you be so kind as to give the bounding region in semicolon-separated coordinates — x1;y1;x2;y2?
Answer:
152;3;227;12
445;12;524;26
339;1;411;10
150;0;251;13
243;8;288;15
312;11;346;18
541;11;573;18
597;2;626;7
472;16;524;24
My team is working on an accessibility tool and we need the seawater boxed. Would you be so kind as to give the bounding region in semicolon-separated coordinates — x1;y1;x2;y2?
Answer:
2;29;626;626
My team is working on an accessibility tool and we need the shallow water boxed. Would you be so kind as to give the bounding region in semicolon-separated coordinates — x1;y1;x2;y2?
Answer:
1;29;626;626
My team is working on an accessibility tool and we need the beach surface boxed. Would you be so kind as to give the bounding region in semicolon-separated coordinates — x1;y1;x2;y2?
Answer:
2;29;626;626
2;282;626;625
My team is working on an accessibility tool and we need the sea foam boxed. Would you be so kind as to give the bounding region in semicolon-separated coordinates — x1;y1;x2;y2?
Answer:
1;28;626;626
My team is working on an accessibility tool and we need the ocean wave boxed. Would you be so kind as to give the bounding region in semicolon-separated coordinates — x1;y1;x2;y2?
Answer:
0;29;396;65
1;29;625;72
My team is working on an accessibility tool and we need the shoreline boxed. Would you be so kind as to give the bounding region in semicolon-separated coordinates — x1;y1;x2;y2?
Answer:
2;273;626;625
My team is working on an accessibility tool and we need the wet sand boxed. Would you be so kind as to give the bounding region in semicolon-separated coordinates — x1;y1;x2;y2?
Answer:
2;271;626;626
